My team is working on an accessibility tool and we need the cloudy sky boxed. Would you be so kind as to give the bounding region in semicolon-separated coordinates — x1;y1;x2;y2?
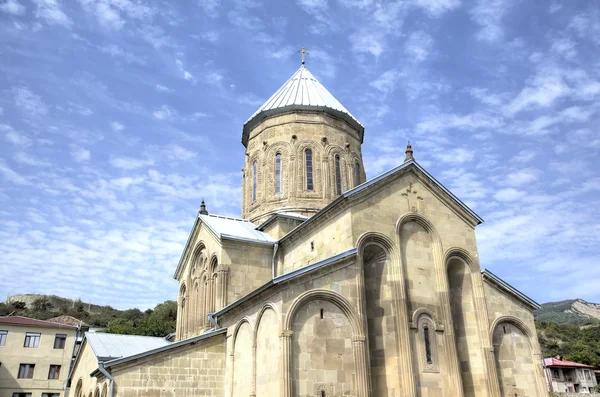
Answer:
1;0;599;309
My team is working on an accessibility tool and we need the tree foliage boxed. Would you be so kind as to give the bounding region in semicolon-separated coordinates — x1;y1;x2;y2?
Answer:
0;298;177;337
537;321;600;367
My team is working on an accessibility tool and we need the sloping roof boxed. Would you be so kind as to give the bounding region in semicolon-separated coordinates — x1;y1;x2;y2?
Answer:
47;315;89;327
199;214;276;245
481;270;540;310
0;316;78;329
242;65;364;146
99;329;226;370
544;357;597;369
85;332;172;361
280;160;484;244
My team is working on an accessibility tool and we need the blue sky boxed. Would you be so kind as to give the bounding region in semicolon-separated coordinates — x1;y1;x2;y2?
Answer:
1;0;599;310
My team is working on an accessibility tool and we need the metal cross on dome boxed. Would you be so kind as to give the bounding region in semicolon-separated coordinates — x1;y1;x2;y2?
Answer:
298;47;309;65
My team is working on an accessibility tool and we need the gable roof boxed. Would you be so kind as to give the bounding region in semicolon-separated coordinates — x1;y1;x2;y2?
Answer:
173;213;276;279
544;357;596;369
200;214;276;244
85;332;172;361
279;160;483;244
481;269;540;310
242;65;364;147
0;316;78;329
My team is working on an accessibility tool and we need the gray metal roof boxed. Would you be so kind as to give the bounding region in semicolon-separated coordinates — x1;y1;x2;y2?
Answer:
200;214;276;245
86;332;172;361
242;65;364;146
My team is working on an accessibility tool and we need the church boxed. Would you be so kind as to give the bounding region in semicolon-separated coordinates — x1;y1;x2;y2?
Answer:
68;54;549;397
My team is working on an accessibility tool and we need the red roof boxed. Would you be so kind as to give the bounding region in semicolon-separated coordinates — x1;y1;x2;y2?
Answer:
544;357;597;369
0;316;78;329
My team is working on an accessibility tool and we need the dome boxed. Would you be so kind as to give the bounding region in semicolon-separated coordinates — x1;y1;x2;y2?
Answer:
242;65;364;147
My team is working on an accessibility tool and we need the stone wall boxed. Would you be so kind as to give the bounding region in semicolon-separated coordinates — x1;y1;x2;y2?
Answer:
111;333;227;397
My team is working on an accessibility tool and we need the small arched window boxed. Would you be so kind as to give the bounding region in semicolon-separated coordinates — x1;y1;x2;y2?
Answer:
424;325;432;364
275;153;281;194
335;155;342;195
355;162;361;186
252;161;257;201
305;149;313;191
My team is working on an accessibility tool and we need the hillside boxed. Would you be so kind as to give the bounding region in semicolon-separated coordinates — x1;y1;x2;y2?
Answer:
0;294;176;337
535;298;600;325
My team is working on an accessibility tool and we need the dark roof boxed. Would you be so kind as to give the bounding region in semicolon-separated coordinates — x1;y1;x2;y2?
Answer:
0;315;78;329
47;315;89;327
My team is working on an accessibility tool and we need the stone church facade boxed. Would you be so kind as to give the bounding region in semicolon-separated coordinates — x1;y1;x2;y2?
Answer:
67;63;549;397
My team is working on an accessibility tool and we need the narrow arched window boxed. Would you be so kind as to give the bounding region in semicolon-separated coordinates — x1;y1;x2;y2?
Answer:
355;162;361;186
335;155;342;195
424;325;432;364
275;153;281;193
305;149;313;191
252;161;257;201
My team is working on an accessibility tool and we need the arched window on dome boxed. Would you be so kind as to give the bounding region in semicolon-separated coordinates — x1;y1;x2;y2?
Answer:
305;149;313;191
252;161;257;201
335;155;342;195
275;153;281;194
355;162;361;187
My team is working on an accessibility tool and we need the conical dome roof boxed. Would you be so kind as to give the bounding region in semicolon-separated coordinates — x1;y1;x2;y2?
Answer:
242;65;364;146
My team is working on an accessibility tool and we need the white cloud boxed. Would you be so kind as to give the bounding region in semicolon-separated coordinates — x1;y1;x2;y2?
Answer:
70;145;91;163
471;0;511;42
0;159;31;185
435;147;475;164
14;151;52;167
0;0;26;15
550;38;577;60
165;145;196;161
512;149;537;163
494;187;521;201
404;30;434;63
153;105;175;120
416;111;504;133
13;87;49;117
198;0;219;17
370;69;402;94
110;156;154;170
99;44;146;65
175;59;196;83
110;121;124;132
78;0;155;30
350;30;385;57
2;124;31;146
155;84;174;93
415;0;461;17
503;168;540;187
33;0;72;27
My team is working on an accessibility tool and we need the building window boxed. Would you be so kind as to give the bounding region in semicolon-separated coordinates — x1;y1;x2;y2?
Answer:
305;149;313;191
578;369;584;379
48;365;61;380
252;161;257;201
18;364;35;378
13;394;32;397
585;370;591;380
42;394;60;397
23;333;40;348
355;162;360;186
275;153;281;194
551;369;559;379
423;325;432;364
54;334;66;349
334;155;342;195
0;330;6;346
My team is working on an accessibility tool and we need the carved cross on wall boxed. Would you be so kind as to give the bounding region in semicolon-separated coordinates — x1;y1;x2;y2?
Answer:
401;182;424;213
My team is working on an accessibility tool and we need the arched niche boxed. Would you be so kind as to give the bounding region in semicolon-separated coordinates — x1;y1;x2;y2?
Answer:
492;317;542;397
254;304;280;396
232;319;253;397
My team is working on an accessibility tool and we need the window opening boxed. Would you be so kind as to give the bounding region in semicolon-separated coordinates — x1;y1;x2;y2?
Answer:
275;153;281;194
310;241;314;251
54;334;66;349
48;365;61;380
306;149;313;191
252;161;257;201
355;162;360;186
18;364;35;378
335;155;342;195
321;391;326;397
0;330;6;346
503;325;506;334
320;309;324;319
24;333;40;348
424;326;432;364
